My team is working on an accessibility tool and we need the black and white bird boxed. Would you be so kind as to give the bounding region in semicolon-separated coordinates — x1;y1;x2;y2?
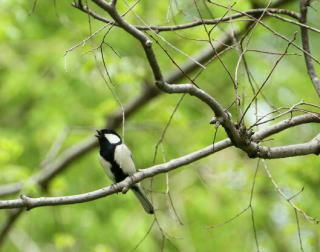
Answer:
95;129;154;214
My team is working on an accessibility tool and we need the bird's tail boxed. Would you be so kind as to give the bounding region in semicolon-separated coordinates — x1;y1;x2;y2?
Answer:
132;186;154;214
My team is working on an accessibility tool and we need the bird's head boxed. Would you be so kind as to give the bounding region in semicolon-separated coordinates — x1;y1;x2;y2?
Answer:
95;128;122;145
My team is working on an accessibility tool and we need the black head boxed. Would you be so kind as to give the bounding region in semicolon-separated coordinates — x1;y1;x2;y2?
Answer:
95;128;122;145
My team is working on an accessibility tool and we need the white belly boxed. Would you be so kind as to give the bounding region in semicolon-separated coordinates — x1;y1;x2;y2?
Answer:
99;155;115;182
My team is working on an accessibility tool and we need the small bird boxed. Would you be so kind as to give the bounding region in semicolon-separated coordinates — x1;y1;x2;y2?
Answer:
95;129;154;214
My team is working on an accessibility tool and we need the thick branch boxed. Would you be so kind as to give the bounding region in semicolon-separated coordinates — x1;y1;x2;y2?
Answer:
299;0;320;96
245;134;320;159
248;114;320;158
252;113;320;141
263;134;320;158
0;130;319;209
0;139;232;209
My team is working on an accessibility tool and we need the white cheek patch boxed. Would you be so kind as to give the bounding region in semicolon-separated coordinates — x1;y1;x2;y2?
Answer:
104;134;121;144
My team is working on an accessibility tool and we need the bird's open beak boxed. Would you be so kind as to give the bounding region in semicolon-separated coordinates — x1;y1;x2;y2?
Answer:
95;130;101;138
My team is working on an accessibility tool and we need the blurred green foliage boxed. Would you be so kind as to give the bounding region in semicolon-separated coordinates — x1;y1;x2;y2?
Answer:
0;0;319;251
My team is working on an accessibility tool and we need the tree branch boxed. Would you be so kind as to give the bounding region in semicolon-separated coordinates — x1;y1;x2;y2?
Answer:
266;12;320;34
299;0;320;97
1;0;317;247
0;139;232;209
0;209;23;244
0;136;319;209
92;0;320;162
0;114;319;209
72;3;300;32
0;24;237;198
252;113;320;141
91;0;248;154
263;134;320;158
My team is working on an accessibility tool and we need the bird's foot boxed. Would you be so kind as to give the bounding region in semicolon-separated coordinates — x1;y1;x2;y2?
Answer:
110;183;119;194
122;176;135;194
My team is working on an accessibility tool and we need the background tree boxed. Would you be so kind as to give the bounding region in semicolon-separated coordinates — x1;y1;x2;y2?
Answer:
0;0;319;251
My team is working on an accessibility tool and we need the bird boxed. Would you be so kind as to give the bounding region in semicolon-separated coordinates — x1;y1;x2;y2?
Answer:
95;128;154;214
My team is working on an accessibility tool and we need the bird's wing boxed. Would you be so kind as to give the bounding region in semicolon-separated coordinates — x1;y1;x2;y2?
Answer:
114;144;137;175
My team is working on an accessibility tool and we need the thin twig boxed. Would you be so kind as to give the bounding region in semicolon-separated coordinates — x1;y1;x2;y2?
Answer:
208;1;320;66
206;207;249;229
262;161;319;224
74;4;300;32
240;33;297;124
249;159;261;252
0;209;23;245
267;11;320;34
294;208;305;252
132;219;156;251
